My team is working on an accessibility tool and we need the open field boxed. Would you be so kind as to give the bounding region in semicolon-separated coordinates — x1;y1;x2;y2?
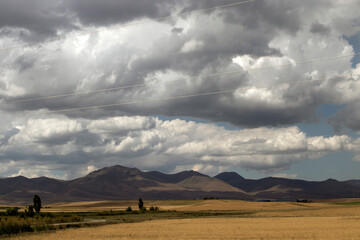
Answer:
45;199;333;212
12;217;360;240
46;199;360;217
4;199;360;239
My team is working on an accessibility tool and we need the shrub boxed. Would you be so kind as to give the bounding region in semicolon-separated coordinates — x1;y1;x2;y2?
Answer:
126;206;132;212
0;221;32;235
149;206;160;212
25;205;35;218
6;207;19;216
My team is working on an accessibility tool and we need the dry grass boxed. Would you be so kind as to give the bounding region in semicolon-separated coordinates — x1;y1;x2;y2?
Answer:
12;217;360;240
47;200;330;212
11;199;360;239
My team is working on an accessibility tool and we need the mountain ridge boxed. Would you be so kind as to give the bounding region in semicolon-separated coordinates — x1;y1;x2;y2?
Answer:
1;165;360;205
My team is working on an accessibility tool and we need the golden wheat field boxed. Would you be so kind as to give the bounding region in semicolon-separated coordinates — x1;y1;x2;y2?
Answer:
8;200;360;239
12;217;360;240
45;199;334;212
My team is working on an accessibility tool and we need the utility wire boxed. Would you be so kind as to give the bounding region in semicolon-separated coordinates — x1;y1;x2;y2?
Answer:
8;53;359;103
0;0;255;52
48;74;359;114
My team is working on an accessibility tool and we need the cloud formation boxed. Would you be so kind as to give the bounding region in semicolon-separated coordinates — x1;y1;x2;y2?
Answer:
1;0;358;127
0;0;360;178
1;116;358;179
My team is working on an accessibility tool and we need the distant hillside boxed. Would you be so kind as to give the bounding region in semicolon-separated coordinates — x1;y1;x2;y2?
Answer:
0;165;249;205
1;165;360;205
215;173;360;200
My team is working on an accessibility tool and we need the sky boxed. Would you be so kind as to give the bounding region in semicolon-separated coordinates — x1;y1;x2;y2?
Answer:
0;0;360;181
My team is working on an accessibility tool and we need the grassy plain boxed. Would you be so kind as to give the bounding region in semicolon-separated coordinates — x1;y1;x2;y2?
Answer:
6;199;360;239
12;217;360;240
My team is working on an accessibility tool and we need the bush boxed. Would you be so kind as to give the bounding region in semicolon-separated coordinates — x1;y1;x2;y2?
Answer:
126;206;132;212
149;206;159;212
0;221;32;235
6;207;19;216
25;205;35;218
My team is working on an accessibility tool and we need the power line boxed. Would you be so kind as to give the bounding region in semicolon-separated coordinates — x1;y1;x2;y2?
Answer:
0;0;255;52
48;74;358;114
8;53;359;103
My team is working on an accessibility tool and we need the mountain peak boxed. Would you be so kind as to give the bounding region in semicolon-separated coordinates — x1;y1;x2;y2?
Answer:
86;165;141;178
215;172;245;181
324;178;338;183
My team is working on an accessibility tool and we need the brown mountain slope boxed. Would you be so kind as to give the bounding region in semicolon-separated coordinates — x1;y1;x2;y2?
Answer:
0;165;250;204
2;165;360;205
177;176;245;193
215;173;360;200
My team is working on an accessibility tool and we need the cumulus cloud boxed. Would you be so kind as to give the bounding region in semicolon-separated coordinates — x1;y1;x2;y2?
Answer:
1;0;358;128
329;102;360;133
10;118;83;145
1;116;359;178
0;0;360;178
87;116;157;134
272;173;298;179
10;167;57;179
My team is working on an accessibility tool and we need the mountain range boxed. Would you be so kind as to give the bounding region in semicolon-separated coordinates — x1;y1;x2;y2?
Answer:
1;165;360;205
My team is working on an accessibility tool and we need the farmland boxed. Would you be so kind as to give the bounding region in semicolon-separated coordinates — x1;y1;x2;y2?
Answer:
12;217;360;240
2;199;360;239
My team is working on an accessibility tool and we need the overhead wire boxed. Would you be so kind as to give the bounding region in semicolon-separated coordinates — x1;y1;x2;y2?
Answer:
7;53;359;103
0;0;255;52
47;74;359;114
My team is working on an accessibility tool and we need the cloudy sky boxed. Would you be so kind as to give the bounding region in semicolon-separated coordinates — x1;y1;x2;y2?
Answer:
1;0;360;180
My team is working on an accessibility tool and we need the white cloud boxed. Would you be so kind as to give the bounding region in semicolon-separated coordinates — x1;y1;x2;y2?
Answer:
87;116;156;134
1;116;359;178
1;0;360;179
180;39;203;53
9;118;83;144
272;173;298;179
11;167;56;179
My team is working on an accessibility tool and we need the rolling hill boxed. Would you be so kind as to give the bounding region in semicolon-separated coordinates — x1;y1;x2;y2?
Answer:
215;172;360;200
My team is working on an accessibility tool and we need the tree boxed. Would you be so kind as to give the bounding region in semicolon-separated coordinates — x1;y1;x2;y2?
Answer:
33;195;42;213
138;198;144;211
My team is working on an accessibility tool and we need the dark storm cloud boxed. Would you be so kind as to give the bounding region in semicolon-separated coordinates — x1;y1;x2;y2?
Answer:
0;0;75;42
1;0;360;180
0;0;177;43
310;22;331;36
0;0;358;129
63;0;180;26
0;0;235;42
221;0;301;34
329;103;360;133
0;128;20;146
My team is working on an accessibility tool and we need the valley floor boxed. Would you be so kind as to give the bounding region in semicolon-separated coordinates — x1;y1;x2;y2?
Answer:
12;217;360;240
7;199;360;240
